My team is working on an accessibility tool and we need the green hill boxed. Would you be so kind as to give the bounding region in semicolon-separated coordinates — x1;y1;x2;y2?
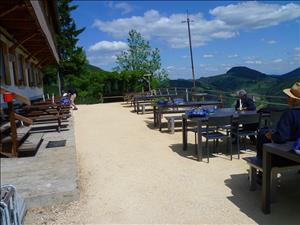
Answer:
170;66;299;108
267;68;300;96
170;66;299;96
87;64;107;73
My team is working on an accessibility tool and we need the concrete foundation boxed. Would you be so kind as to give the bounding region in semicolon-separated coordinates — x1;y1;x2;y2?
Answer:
1;116;79;208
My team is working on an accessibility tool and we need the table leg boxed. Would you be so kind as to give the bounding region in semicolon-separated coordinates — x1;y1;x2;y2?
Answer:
159;109;162;131
170;117;175;134
153;106;157;127
197;120;203;161
182;116;187;150
134;101;136;112
262;149;272;214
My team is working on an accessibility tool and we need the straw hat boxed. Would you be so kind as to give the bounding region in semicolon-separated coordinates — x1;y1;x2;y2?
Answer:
283;82;300;100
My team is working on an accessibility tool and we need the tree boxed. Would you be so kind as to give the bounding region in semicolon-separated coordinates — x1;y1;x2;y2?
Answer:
43;0;87;91
114;30;169;89
114;30;161;74
57;0;85;61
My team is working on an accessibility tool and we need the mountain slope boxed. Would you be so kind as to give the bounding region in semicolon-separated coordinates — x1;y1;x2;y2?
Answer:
170;66;299;97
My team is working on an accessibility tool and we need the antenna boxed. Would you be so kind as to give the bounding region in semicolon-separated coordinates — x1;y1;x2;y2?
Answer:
182;10;196;90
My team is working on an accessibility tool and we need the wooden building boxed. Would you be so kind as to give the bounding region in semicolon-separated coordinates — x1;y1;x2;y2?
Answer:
0;0;59;101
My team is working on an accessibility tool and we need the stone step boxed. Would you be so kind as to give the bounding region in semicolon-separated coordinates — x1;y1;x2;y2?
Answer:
1;126;31;144
18;133;43;153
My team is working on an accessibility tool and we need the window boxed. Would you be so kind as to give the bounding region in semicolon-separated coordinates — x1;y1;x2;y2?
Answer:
9;52;19;86
32;66;38;87
27;63;36;87
0;47;5;84
0;41;11;85
17;54;26;86
37;70;43;87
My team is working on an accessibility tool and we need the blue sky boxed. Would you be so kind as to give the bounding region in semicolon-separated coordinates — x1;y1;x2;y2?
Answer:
71;1;300;79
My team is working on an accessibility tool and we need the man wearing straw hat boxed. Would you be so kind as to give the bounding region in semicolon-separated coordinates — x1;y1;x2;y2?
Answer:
256;82;300;164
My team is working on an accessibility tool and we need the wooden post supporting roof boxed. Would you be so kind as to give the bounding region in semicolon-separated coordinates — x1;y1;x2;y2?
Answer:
0;5;21;17
10;33;38;51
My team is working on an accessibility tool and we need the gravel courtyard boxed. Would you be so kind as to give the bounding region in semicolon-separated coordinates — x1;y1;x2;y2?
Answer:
25;103;300;224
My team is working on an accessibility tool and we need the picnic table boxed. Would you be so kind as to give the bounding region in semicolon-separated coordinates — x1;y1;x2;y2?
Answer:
133;94;175;113
154;101;222;130
192;93;208;101
182;108;270;161
262;142;300;214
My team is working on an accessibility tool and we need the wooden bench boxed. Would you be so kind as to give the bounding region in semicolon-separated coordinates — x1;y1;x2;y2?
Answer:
164;115;183;134
138;102;152;114
244;156;300;201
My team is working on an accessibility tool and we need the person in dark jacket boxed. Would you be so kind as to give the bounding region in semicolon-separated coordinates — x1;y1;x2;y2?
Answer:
232;90;257;144
256;82;300;165
235;89;256;111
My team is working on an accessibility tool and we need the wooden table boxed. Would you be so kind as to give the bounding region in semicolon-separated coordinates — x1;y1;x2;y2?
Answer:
154;101;222;129
262;142;300;214
182;109;265;161
133;94;175;113
192;93;208;101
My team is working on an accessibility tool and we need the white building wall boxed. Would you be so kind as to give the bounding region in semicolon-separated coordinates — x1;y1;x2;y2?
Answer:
0;30;44;103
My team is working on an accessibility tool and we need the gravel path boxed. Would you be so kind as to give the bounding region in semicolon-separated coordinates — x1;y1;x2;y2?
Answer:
25;103;300;224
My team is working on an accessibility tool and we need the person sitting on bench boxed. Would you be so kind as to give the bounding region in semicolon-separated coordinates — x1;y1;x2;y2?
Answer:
256;82;300;165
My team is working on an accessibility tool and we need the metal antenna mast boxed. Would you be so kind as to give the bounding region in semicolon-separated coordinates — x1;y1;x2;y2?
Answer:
182;10;196;90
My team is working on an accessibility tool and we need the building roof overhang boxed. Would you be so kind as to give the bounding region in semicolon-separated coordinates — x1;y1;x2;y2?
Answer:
0;0;59;67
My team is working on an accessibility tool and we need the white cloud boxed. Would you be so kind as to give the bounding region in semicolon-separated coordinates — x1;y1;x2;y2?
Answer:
88;41;128;52
93;2;300;49
92;10;237;48
272;58;283;63
267;40;277;44
295;47;300;51
87;41;128;67
88;55;117;67
203;54;214;58
108;1;133;14
228;54;238;58
210;2;300;29
245;60;262;64
166;66;174;70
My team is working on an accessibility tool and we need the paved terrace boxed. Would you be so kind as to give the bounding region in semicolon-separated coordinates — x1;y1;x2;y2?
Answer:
1;117;79;208
24;102;300;224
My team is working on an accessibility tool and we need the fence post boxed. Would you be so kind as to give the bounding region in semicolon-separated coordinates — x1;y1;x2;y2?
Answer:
175;87;177;96
185;88;189;102
8;101;17;156
159;89;162;95
166;88;169;95
219;92;224;108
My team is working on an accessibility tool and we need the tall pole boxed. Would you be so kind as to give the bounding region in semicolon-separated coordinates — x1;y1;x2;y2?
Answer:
183;11;196;90
57;65;61;95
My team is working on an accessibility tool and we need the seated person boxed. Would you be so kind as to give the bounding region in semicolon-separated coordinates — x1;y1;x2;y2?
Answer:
235;89;256;111
233;90;257;144
256;82;300;165
60;92;71;105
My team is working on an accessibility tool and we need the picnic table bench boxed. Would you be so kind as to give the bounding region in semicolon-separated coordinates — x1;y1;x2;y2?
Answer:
133;94;175;113
182;108;271;161
244;156;300;202
165;115;182;134
154;101;222;130
262;142;300;214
